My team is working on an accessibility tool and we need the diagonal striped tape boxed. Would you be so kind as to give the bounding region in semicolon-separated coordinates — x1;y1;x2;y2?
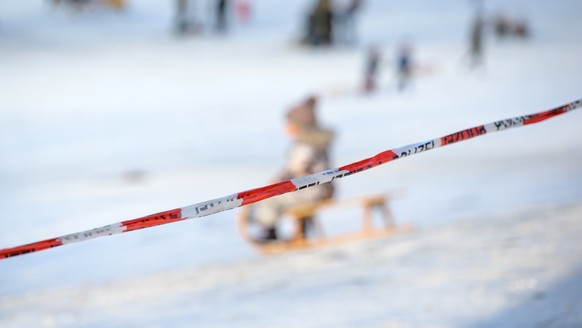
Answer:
1;99;580;260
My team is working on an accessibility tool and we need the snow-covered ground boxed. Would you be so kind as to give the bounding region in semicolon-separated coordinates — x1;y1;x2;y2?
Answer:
1;0;581;326
3;203;582;327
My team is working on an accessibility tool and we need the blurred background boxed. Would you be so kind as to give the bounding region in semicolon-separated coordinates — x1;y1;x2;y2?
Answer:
1;0;581;326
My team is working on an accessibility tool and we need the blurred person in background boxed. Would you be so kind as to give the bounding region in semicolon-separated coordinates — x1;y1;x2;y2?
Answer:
362;46;381;94
396;41;414;92
303;0;335;47
175;0;200;35
468;6;485;69
494;11;530;40
252;96;335;242
215;0;230;33
334;0;364;46
493;11;511;39
234;0;252;24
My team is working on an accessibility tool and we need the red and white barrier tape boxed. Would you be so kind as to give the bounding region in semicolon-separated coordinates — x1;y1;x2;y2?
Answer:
1;99;580;260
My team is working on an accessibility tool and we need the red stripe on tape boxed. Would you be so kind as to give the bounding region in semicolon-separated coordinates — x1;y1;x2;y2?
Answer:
339;150;398;173
440;125;487;146
523;105;569;125
238;180;297;205
0;238;62;259
121;209;184;232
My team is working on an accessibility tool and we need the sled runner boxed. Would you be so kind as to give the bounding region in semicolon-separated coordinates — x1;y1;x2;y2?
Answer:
237;193;413;255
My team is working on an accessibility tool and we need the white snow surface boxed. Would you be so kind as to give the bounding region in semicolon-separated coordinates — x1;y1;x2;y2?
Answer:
1;0;581;326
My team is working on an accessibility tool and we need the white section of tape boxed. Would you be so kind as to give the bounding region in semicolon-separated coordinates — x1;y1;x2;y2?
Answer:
485;117;526;133
568;100;582;111
393;140;439;159
59;223;126;245
291;168;347;189
181;194;243;218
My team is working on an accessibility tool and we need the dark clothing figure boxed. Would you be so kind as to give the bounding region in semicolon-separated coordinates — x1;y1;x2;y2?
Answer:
397;43;413;91
494;12;530;40
469;11;485;68
216;0;229;32
513;20;529;39
494;12;511;38
363;47;381;94
175;0;197;34
335;0;363;45
305;0;335;46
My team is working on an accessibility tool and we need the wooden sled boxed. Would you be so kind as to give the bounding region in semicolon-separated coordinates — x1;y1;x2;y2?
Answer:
237;194;413;255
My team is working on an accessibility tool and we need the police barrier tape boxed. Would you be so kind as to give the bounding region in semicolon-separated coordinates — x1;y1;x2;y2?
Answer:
1;99;581;260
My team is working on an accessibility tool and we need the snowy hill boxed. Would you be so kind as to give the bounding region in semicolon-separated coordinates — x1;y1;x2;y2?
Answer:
0;0;581;326
2;203;582;327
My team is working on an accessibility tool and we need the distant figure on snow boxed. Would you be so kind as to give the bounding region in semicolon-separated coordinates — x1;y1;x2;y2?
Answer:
303;0;335;46
334;0;364;46
215;0;230;32
234;0;252;24
175;0;200;35
468;8;485;69
396;41;414;91
494;11;530;40
362;46;381;94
